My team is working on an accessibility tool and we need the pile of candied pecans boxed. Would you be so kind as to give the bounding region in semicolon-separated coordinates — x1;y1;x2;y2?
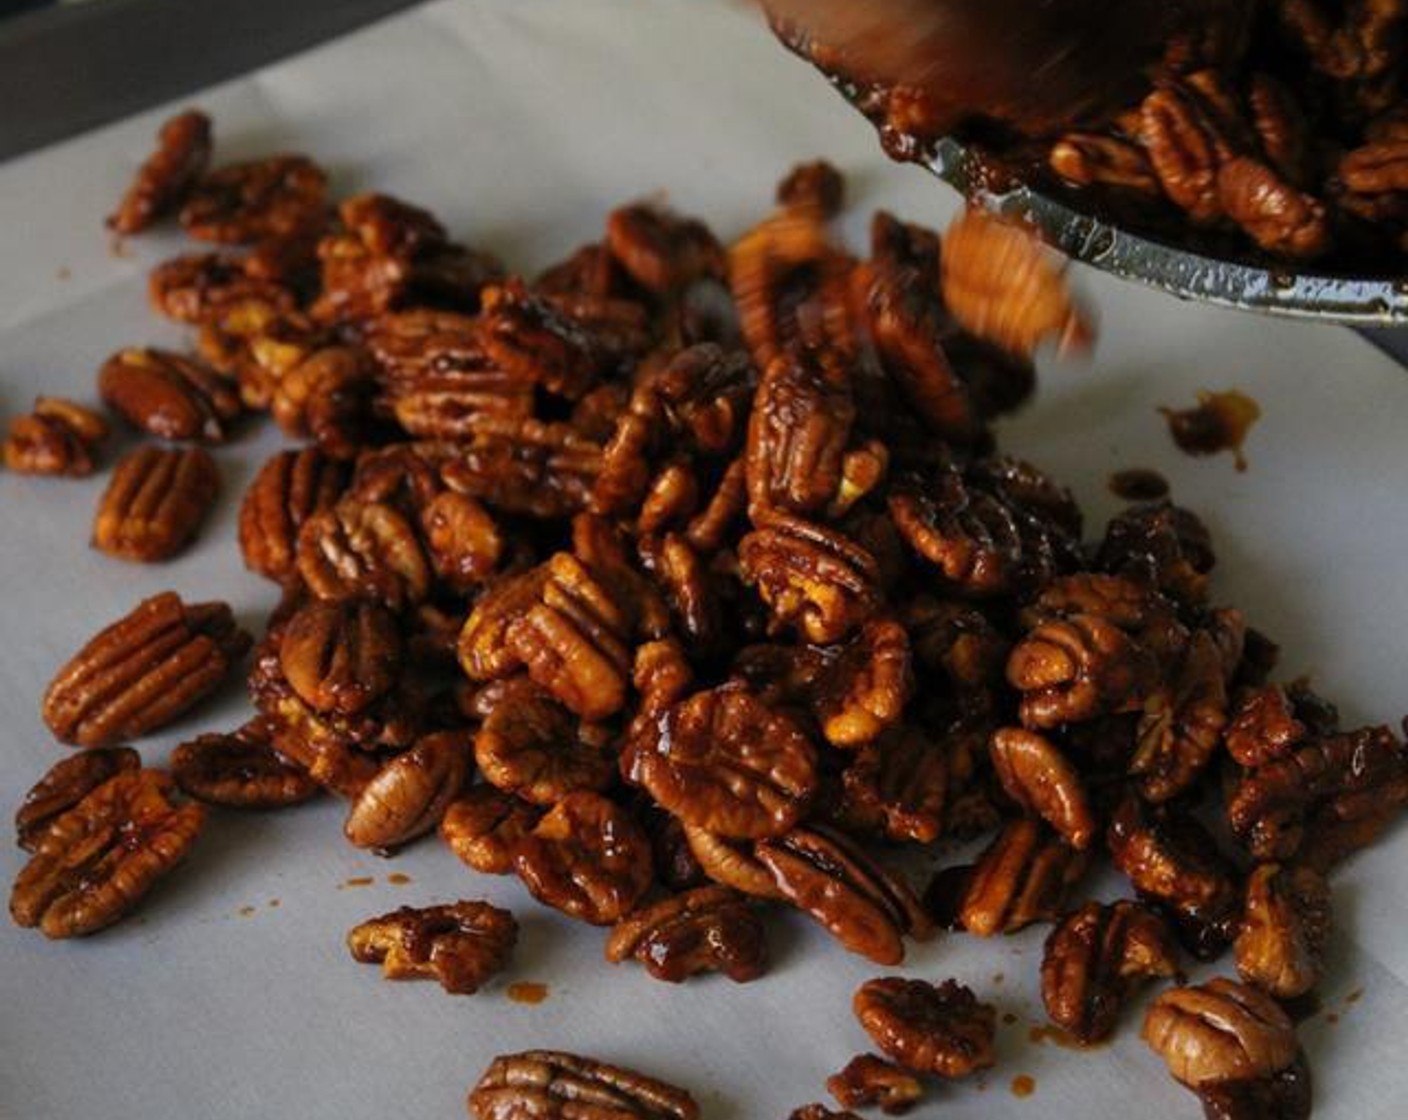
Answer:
7;107;1408;1120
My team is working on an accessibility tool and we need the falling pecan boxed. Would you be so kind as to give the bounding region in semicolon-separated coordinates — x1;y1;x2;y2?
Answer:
606;202;725;294
469;1050;699;1120
42;592;250;748
3;398;109;477
605;885;767;983
853;977;996;1079
93;445;219;562
347;900;516;995
108;109;212;234
14;747;140;851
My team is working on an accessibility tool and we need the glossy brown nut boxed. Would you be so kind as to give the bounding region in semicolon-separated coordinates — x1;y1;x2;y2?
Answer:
42;592;250;748
270;346;374;460
148;251;298;326
107;109;212;234
959;819;1089;937
180;154;327;244
279;598;402;716
989;728;1096;850
825;1054;923;1116
755;825;929;965
14;747;140;851
170;720;320;809
837;728;947;845
681;824;783;900
1041;900;1183;1044
1007;613;1160;729
1049;131;1160;192
238;448;349;583
296;499;431;610
853;978;996;1079
10;768;204;938
344;731;471;850
1142;977;1300;1088
98;348;240;443
421;491;503;592
347;900;516;995
632;638;695;720
458;568;552;682
605;885;767;984
440;786;541;875
512;792;652;926
622;684;818;840
902;596;1010;691
3;398;110;476
439;414;604;520
1130;630;1230;803
1224;686;1309;768
745;353;855;519
93;445;219;562
738;514;880;645
474;681;614;805
1234;863;1331;999
605;202;725;293
813;619;912;749
469;1050;700;1120
1096;500;1216;605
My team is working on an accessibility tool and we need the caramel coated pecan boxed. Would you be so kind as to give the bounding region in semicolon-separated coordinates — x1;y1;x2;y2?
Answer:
171;720;320;808
1097;500;1216;605
421;492;503;592
108;109;212;234
1143;977;1300;1088
42;592;250;748
270;346;374;459
825;1054;922;1116
148;251;297;327
440;415;603;519
180;154;327;244
15;747;140;851
347;900;516;995
3;397;109;476
1130;630;1230;803
989;728;1096;850
681;824;783;900
279;597;402;716
623;683;818;839
959;818;1089;936
837;728;947;844
745;352;855;518
606;885;767;983
93;445;219;562
344;730;471;850
1234;863;1331;999
297;498;431;609
98;348;240;443
458;568;552;682
777;159;846;216
10;768;203;937
440;786;542;875
813;619;912;749
513;792;652;925
474;679;614;805
239;448;349;583
469;1050;699;1120
756;825;929;965
1041;900;1183;1043
853;978;995;1079
1049;132;1160;192
1224;685;1310;768
606;202;725;294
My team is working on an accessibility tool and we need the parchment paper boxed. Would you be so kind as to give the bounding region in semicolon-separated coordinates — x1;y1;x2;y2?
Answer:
3;2;1407;1117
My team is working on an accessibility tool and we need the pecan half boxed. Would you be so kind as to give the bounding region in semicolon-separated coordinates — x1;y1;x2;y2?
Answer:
959;818;1089;936
15;747;140;851
98;348;240;443
1224;685;1309;768
421;492;503;592
171;720;320;808
681;824;783;900
238;448;349;583
148;251;297;326
1041;900;1183;1043
108;109;212;234
10;768;204;937
42;592;250;747
1007;612;1161;729
296;498;431;609
836;727;947;844
344;730;471;850
475;680;614;805
93;445;219;562
279;597;402;717
853;978;996;1079
469;1050;699;1120
1142;978;1300;1088
180;154;328;244
606;202;725;294
606;885;767;983
1130;630;1230;803
440;786;542;875
745;352;855;518
3;397;109;476
825;1054;923;1116
989;728;1096;850
270;346;374;459
1097;500;1216;605
1233;863;1331;999
347;900;516;994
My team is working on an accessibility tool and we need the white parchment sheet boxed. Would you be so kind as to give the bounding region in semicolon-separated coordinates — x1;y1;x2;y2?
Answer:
3;2;1407;1116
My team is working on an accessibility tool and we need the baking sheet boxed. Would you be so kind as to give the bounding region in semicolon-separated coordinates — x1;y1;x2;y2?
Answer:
2;2;1408;1116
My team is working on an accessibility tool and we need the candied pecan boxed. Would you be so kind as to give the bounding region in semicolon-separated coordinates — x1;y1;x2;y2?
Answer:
513;792;652;925
837;727;947;844
108;109;212;234
441;786;542;875
1049;132;1161;192
1097;500;1216;604
469;1050;699;1120
270;345;374;459
989;728;1096;850
903;597;1009;692
681;824;782;900
1041;900;1183;1044
854;978;995;1079
959;819;1089;936
1224;685;1310;768
606;885;767;983
98;348;241;443
939;208;1091;358
826;1054;923;1116
475;680;614;805
347;900;516;995
42;592;250;748
813;619;912;749
605;202;724;294
1107;796;1243;958
93;445;219;562
1217;155;1330;258
296;498;431;609
755;824;929;965
171;719;320;808
419;491;503;592
1130;630;1230;802
279;598;402;716
623;683;818;839
149;251;297;326
1143;977;1300;1088
180;154;327;244
738;514;879;644
3;397;109;476
10;768;203;937
635;533;721;651
238;448;349;583
15;747;140;851
777;159;846;216
1339;138;1408;197
1226;724;1408;866
1234;863;1331;999
476;280;612;400
458;568;552;682
344;730;471;850
441;415;603;519
1139;81;1229;224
